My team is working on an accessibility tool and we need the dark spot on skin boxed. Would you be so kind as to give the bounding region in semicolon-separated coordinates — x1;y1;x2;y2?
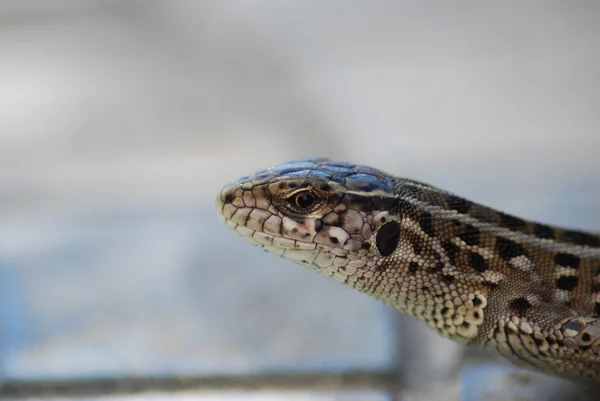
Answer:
436;262;444;271
482;281;498;289
556;275;578;291
442;241;460;265
495;237;529;260
314;219;323;232
440;307;449;316
533;224;555;240
330;236;339;244
509;297;530;314
469;252;488;272
278;182;286;189
288;182;297;188
547;337;556;346
498;212;527;229
595;303;600;317
506;325;518;336
412;238;422;255
380;216;386;223
343;193;372;211
442;274;455;284
419;212;435;237
320;183;331;191
224;193;234;203
303;233;310;238
564;230;600;247
292;227;299;233
473;311;480;319
408;261;419;274
446;194;472;214
376;221;401;257
473;298;482;306
581;333;591;343
461;322;470;328
554;253;580;268
362;241;371;250
534;337;544;347
458;224;480;246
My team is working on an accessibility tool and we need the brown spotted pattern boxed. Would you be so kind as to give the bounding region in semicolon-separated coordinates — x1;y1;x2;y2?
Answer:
216;158;600;382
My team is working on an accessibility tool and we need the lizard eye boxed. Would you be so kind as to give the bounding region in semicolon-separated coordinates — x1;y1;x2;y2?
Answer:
294;192;316;209
283;189;323;214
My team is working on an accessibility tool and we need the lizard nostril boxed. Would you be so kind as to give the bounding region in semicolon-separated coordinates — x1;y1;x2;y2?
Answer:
216;182;242;217
219;182;238;205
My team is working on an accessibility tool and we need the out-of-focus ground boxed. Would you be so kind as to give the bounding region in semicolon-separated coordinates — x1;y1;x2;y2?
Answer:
0;1;599;400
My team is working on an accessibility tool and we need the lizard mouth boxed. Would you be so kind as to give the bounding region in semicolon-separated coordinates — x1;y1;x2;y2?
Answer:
216;192;342;268
215;190;374;277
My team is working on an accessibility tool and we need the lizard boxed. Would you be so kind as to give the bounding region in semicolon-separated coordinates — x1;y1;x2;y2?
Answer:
215;158;600;382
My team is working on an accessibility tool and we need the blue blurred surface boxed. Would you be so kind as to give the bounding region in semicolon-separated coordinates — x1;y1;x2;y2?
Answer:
0;209;397;379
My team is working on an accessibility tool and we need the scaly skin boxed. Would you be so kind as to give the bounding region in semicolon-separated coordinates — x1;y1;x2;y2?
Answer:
215;158;600;381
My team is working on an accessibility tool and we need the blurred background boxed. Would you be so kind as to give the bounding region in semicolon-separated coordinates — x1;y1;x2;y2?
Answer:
1;1;599;400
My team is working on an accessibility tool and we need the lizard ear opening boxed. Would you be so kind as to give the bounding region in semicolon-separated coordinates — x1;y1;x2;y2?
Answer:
376;220;401;257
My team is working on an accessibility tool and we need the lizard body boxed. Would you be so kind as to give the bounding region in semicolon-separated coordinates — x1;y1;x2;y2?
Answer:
216;158;600;381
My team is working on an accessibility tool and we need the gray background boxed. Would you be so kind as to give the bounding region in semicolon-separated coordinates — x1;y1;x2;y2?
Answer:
1;1;599;400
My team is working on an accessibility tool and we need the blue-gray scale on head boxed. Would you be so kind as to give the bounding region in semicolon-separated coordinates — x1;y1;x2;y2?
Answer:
216;158;405;281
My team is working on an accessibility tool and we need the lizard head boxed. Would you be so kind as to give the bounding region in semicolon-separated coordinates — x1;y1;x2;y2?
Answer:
216;158;488;343
216;158;399;278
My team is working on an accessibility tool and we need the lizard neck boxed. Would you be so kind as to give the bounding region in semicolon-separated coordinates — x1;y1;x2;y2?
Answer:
391;179;600;343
